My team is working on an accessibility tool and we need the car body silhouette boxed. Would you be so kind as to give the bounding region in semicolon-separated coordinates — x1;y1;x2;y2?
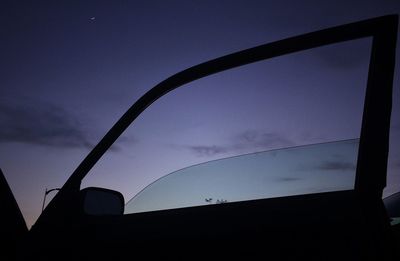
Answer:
2;14;399;260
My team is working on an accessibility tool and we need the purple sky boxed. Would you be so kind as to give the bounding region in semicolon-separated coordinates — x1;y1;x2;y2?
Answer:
1;0;400;228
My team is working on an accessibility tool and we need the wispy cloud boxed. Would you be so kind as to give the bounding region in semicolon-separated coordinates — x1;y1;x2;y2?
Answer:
0;98;93;149
109;135;137;152
184;130;294;157
187;145;228;157
316;161;356;171
234;130;294;150
298;160;356;172
276;177;301;182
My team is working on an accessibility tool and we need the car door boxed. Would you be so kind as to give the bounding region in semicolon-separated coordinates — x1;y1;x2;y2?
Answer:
27;15;398;260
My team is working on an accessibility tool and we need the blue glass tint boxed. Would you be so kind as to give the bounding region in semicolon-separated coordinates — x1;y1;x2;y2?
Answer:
125;139;359;214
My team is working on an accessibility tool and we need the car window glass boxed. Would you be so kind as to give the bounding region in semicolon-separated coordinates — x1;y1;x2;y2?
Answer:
126;139;359;213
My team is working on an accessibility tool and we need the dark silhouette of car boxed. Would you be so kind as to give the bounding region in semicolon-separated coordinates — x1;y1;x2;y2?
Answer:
384;191;400;226
1;15;399;260
384;191;400;246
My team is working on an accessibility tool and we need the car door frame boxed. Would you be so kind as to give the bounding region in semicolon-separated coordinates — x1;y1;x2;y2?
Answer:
60;15;398;196
32;14;398;259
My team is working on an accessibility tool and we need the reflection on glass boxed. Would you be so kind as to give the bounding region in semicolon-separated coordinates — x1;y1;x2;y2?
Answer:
125;139;359;214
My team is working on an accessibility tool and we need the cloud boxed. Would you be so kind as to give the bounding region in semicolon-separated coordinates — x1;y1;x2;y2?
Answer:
276;177;301;182
186;145;228;157
296;157;357;173
316;161;356;171
0;98;93;149
184;130;294;157
298;160;356;172
234;130;294;150
108;136;137;152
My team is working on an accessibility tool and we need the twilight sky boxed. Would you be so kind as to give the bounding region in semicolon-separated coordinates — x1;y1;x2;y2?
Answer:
1;0;400;228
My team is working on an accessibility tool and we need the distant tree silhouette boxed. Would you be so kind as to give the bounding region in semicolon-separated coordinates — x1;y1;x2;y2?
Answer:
205;198;228;204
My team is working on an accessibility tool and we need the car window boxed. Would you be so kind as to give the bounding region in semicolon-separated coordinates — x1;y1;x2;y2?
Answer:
81;37;372;214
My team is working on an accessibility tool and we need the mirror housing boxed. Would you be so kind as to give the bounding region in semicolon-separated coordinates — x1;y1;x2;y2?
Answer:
80;187;124;216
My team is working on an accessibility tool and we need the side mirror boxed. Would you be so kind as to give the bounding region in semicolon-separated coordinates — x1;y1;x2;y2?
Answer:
80;187;124;216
